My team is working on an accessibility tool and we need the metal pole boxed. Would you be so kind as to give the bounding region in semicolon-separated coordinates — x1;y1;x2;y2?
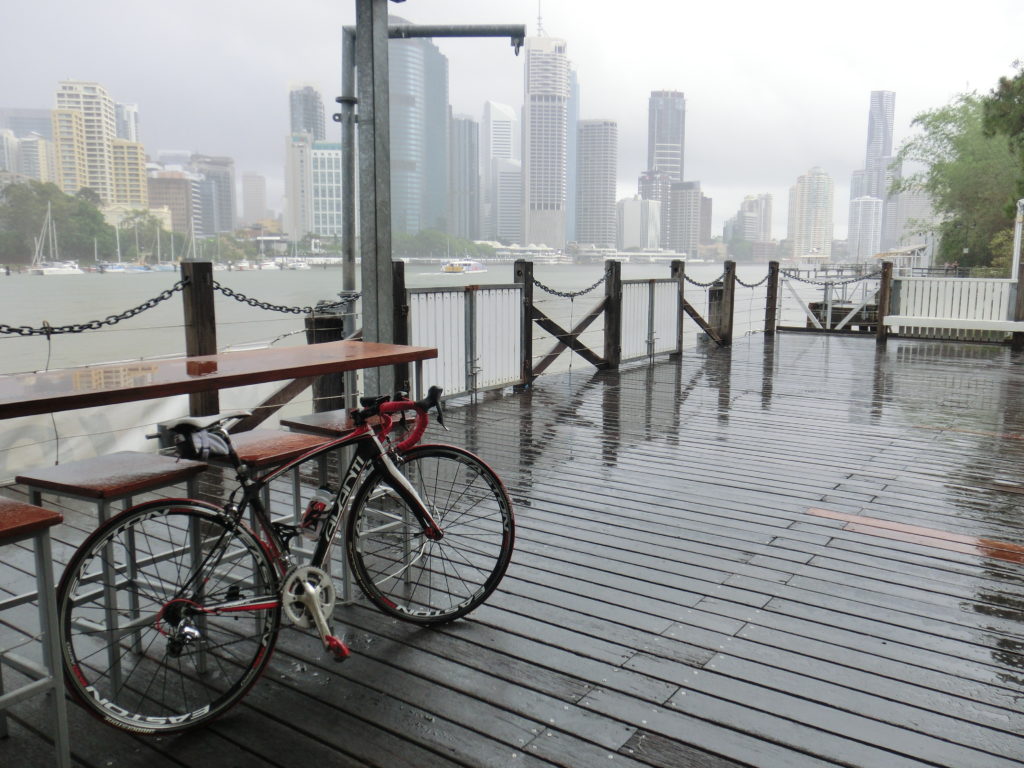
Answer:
339;27;358;410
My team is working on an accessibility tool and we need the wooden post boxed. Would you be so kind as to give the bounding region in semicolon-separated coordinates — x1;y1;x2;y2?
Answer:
721;260;736;346
180;261;218;416
604;259;622;368
1013;242;1024;352
514;260;533;391
304;310;345;412
764;261;780;337
670;260;685;358
392;260;410;393
876;260;892;346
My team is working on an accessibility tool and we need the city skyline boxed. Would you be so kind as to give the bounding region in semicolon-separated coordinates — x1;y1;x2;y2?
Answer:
2;1;1023;240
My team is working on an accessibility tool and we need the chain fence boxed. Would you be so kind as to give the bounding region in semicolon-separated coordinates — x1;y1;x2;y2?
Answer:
682;271;727;288
779;270;880;286
0;277;361;337
735;274;770;288
532;274;606;298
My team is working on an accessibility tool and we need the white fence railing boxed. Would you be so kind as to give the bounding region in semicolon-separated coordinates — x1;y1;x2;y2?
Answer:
889;277;1020;339
622;280;679;361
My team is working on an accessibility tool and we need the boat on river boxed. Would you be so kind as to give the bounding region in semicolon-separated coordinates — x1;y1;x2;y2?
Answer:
29;202;84;275
441;259;487;274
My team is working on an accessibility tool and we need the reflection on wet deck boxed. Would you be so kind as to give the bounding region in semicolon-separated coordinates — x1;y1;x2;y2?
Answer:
2;332;1023;767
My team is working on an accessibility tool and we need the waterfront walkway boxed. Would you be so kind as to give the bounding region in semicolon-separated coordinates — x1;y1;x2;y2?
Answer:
2;332;1024;767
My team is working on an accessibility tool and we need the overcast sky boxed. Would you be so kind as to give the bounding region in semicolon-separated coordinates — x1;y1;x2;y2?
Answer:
3;0;1023;239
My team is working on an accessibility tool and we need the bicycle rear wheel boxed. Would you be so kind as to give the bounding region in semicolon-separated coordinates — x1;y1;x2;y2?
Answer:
57;500;280;734
346;445;514;624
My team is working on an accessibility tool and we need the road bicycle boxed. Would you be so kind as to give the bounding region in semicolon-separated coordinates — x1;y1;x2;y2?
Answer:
56;387;515;734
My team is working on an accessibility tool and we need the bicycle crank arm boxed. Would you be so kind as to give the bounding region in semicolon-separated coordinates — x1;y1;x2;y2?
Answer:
299;579;350;662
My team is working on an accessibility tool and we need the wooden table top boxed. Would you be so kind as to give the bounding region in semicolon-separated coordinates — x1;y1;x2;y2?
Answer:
0;341;436;419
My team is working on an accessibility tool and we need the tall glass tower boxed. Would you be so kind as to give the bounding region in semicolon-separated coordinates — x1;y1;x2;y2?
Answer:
647;91;686;181
289;86;326;141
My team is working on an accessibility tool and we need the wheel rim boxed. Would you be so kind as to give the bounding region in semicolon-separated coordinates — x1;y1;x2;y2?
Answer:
59;506;279;732
350;448;513;622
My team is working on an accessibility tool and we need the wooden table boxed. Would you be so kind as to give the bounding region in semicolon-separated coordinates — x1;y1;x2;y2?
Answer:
0;341;437;419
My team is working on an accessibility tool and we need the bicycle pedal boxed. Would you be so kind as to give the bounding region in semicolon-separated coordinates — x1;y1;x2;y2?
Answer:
324;635;351;662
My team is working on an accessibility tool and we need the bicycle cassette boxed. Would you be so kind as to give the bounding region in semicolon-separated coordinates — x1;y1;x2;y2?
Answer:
281;565;337;629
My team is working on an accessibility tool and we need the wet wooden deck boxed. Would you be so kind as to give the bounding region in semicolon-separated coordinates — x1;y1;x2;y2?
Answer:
2;332;1024;767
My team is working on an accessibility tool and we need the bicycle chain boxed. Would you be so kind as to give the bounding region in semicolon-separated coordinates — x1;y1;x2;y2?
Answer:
532;274;607;298
213;283;360;314
0;279;189;337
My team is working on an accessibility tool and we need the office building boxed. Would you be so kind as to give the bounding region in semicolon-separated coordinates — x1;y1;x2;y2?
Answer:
638;169;673;248
0;108;53;140
289;86;326;141
668;181;701;256
449;114;480;240
54;81;117;202
480;101;519;240
191;154;236;234
575;119;618;247
16;133;56;182
148;171;200;234
788;167;834;259
0;130;16;173
565;68;580;243
242;172;269;226
115;103;140;142
110;139;148;208
851;91;902;250
522;35;570;249
847;196;883;261
494;158;522;244
700;195;713;244
617;196;660;250
285;134;342;239
647;90;686;181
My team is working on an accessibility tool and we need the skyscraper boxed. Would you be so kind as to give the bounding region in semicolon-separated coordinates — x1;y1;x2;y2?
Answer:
289;86;326;141
851;91;902;251
647;91;686;181
522;35;570;249
575;119;617;247
617;196;660;250
494;158;522;244
191;154;235;234
788;167;834;260
668;181;701;256
54;81;117;202
565;68;580;244
389;20;450;235
638;170;673;247
242;173;268;226
115;103;140;142
847;196;883;261
284;134;342;239
449;114;480;240
480;101;519;240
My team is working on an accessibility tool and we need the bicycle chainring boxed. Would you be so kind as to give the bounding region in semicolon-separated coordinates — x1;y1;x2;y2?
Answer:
281;565;337;629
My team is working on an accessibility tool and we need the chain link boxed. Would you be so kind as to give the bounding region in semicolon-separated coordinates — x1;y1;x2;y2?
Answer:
0;279;189;337
683;271;727;289
779;270;880;286
735;274;769;288
212;282;359;314
532;274;606;298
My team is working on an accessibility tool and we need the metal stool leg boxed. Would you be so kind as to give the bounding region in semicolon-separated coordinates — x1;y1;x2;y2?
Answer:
35;530;71;767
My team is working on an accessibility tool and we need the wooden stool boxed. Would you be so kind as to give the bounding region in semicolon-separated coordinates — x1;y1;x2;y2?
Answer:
0;498;70;767
280;409;358;438
16;451;208;526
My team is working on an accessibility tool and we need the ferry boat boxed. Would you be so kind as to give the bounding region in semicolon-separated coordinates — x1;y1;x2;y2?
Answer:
441;259;487;274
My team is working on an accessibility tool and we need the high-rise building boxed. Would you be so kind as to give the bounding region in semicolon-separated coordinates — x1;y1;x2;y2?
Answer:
115;103;140;142
851;91;902;251
575;119;617;247
565;68;580;244
522;35;570;249
284;134;341;239
54;81;117;202
735;194;773;242
147;171;200;234
480;101;519;240
191;154;236;234
847;196;883;261
51;108;88;194
388;21;450;235
494;158;522;244
668;181;701;256
0;108;53;140
242;172;269;226
617;196;660;250
0;130;17;173
449;114;480;240
110;139;148;208
289;86;326;141
788;167;834;259
700;195;713;244
16;133;56;182
638;169;673;248
648;91;686;181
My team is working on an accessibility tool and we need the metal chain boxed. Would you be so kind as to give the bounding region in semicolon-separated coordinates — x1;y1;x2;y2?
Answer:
683;271;727;288
213;282;360;314
780;270;880;286
735;274;769;288
532;274;606;299
0;279;189;337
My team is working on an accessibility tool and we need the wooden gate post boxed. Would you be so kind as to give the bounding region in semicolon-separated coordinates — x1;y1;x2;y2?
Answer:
514;260;533;391
765;261;780;337
721;260;736;346
876;261;893;345
1013;243;1024;352
180;261;219;416
392;260;410;393
604;259;622;368
671;260;685;358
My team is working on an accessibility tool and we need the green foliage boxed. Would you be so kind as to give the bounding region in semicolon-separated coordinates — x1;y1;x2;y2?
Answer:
0;181;115;265
894;94;1018;268
391;229;495;260
983;60;1024;199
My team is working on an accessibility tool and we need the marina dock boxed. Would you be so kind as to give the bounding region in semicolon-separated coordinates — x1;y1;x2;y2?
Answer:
2;332;1023;767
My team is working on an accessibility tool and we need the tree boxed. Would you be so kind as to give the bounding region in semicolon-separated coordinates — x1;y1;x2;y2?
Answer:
983;60;1024;199
894;94;1018;268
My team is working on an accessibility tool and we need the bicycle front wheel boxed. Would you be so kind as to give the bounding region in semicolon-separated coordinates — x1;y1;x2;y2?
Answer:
57;500;281;734
347;445;515;624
